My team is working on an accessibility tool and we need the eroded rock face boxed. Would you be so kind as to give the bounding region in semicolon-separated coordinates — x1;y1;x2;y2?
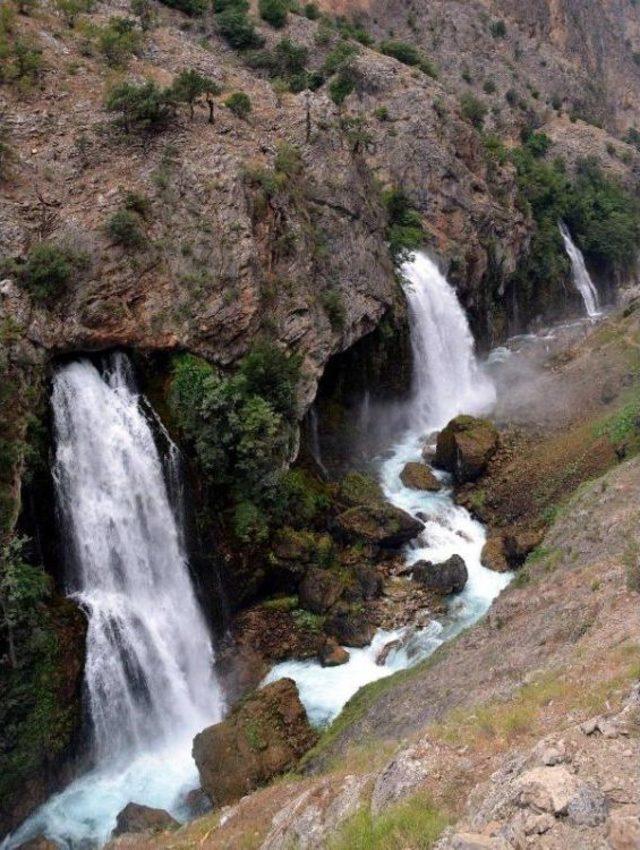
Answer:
298;568;344;615
435;417;499;483
400;462;442;492
412;555;469;594
192;678;317;807
112;803;178;837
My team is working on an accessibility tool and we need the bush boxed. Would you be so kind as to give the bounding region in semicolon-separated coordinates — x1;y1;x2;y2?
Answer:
320;288;345;330
131;0;156;29
158;0;209;13
323;41;358;74
303;1;319;18
105;80;174;132
258;0;288;28
98;17;142;67
329;71;355;105
483;78;496;94
216;7;264;49
106;209;144;249
238;340;300;418
379;39;421;66
225;90;251;118
171;68;221;119
55;0;93;27
0;35;43;90
460;92;487;128
123;191;152;218
490;19;506;38
383;188;423;266
12;243;86;302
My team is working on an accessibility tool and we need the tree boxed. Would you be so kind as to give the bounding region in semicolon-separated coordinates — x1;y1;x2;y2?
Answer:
105;80;174;133
171;69;221;121
106;209;145;249
225;91;251;119
258;0;287;28
216;7;264;49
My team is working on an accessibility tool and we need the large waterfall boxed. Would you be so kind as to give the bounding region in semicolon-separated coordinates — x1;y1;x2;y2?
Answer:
266;252;509;725
7;354;223;848
559;221;601;318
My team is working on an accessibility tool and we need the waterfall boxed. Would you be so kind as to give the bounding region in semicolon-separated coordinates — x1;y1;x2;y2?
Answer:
6;353;223;849
307;406;328;478
265;252;510;726
403;251;496;432
559;221;601;318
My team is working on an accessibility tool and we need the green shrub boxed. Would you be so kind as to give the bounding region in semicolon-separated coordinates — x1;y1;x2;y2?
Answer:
106;209;144;249
303;1;319;18
105;80;174;132
460;92;487;128
0;537;50;669
483;78;496;94
329;71;355;105
123;191;152;218
55;0;93;27
258;0;288;28
323;41;358;74
490;19;506;37
158;0;209;14
523;130;551;157
374;105;389;121
98;17;143;67
11;242;87;302
383;188;423;265
238;340;300;418
171;68;221;119
225;90;252;118
233;500;269;543
216;7;264;48
0;35;43;90
320;289;345;330
130;0;156;29
379;39;420;66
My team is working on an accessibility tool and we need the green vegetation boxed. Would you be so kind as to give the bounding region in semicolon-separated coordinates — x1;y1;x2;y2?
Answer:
106;80;174;133
245;38;319;92
106;209;145;249
171;69;221;120
329;793;448;850
383;188;424;266
215;2;264;50
169;344;302;543
320;289;345;330
324;41;359;105
158;0;209;14
258;0;288;28
7;242;88;303
55;0;93;27
130;0;156;30
0;5;43;92
460;92;487;128
0;537;49;670
97;16;142;66
225;91;251;119
379;40;438;77
490;19;507;38
303;1;319;18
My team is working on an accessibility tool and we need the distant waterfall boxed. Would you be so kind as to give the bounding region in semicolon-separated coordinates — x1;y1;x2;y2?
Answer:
8;353;223;848
402;251;496;432
559;221;600;318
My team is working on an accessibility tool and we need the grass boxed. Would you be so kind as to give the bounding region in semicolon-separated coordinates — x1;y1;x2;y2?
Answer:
329;794;448;850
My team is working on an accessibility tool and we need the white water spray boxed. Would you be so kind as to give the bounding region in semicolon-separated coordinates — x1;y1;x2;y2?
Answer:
6;354;223;849
266;253;509;724
559;221;600;318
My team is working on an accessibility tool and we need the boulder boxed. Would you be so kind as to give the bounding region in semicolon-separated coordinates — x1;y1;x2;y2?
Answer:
192;678;317;807
182;788;212;818
112;803;178;837
411;555;468;594
339;471;384;507
298;567;343;614
17;837;60;850
400;462;441;491
515;766;582;816
319;638;350;667
375;639;401;666
434;415;499;483
335;503;423;548
481;535;509;573
325;607;375;647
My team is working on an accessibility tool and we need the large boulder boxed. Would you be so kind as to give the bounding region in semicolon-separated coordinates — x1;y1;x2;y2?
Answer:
298;567;344;614
324;606;376;647
400;462;441;492
481;535;510;573
334;503;423;548
434;415;499;483
112;803;178;837
411;555;468;594
481;529;542;572
319;638;350;667
192;678;317;807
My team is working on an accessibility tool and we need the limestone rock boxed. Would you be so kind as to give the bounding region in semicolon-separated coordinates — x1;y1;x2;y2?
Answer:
443;834;511;850
319;639;349;667
112;803;178;837
400;462;442;492
566;782;608;826
608;810;640;849
412;555;468;594
515;766;582;815
370;744;431;814
481;536;509;573
298;568;343;614
192;678;317;807
434;416;499;483
334;503;423;548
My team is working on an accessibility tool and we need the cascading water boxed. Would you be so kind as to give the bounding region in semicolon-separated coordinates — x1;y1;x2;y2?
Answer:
6;353;223;849
265;252;510;726
559;221;601;318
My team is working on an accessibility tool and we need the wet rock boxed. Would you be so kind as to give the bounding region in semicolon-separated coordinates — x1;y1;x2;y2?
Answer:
319;638;350;667
334;503;423;548
192;678;317;807
298;568;344;614
503;530;542;567
412;555;468;594
352;564;383;600
375;639;401;666
325;607;376;647
339;471;384;507
434;416;499;483
112;803;178;837
17;837;61;850
400;462;442;491
183;787;212;818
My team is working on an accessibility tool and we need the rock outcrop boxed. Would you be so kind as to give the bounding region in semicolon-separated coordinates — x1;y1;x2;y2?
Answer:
400;462;442;492
112;804;178;837
192;678;317;807
334;503;423;547
435;417;499;483
411;555;469;594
